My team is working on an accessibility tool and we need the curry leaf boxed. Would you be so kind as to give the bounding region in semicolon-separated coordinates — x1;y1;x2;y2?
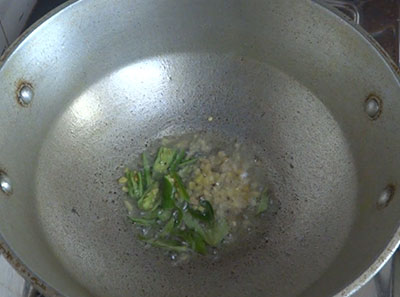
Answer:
202;219;230;247
191;231;207;255
128;216;156;226
188;200;214;223
257;191;269;215
157;209;172;222
139;236;189;253
160;218;175;237
182;212;205;236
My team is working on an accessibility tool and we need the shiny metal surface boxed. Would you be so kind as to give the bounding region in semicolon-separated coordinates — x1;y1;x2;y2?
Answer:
364;96;382;120
0;172;12;195
17;84;33;106
1;0;400;297
377;186;395;210
353;255;395;297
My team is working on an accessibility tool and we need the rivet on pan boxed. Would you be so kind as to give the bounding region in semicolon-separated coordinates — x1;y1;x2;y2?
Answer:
0;172;12;195
17;84;34;106
364;95;382;120
377;185;395;209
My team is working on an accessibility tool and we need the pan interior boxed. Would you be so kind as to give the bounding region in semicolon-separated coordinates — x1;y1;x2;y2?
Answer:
34;53;357;297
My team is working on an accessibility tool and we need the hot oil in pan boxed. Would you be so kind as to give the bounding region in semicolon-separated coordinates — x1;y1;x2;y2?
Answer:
118;131;279;263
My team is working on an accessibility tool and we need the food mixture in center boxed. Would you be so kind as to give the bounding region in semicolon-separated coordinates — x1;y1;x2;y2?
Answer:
118;133;269;258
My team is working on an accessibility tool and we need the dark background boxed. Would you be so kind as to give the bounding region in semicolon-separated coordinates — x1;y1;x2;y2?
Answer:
25;0;69;29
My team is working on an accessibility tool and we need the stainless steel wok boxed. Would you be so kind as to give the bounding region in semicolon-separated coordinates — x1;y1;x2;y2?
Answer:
1;0;400;296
